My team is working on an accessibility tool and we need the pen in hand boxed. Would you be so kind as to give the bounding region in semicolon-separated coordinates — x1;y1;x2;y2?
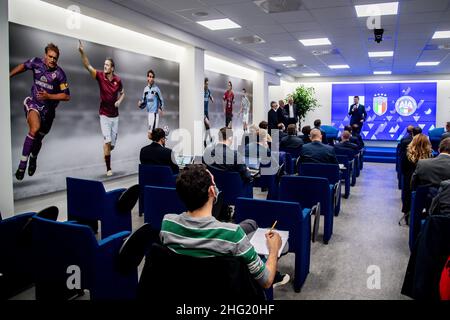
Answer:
268;220;278;235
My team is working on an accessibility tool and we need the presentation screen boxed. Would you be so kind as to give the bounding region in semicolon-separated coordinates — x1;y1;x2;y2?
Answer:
331;82;437;141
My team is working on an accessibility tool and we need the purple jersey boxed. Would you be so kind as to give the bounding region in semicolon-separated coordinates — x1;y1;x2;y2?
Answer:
23;57;70;109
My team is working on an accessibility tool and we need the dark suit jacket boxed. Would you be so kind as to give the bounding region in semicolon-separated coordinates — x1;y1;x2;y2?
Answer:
349;104;367;125
140;142;179;174
301;134;311;144
277;107;287;127
334;141;360;154
299;141;339;164
280;135;304;150
284;103;298;125
204;143;252;183
441;132;450;142
411;154;450;190
268;109;279;133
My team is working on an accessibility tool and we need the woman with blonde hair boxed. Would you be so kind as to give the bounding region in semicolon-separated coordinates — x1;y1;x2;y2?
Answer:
400;133;432;224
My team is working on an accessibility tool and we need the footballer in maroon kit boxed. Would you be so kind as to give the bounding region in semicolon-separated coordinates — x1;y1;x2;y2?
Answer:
9;43;71;181
78;40;125;177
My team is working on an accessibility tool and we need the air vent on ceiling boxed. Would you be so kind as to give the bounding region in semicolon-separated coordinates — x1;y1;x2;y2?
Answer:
229;35;265;45
312;48;340;56
253;0;303;14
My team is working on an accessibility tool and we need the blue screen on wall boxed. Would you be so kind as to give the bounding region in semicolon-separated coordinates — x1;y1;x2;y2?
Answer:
331;82;437;141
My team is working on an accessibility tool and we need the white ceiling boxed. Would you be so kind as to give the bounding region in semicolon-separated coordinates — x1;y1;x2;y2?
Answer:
108;0;450;78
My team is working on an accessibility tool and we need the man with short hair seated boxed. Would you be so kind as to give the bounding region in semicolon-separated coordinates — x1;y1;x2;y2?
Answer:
140;128;179;174
335;131;360;154
203;127;252;183
299;129;338;164
280;124;304;150
412;138;450;190
351;124;365;148
313;119;328;144
160;164;289;288
441;121;450;141
301;125;312;144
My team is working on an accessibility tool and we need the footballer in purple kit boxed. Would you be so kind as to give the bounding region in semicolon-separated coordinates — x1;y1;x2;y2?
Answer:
9;43;71;181
78;40;125;177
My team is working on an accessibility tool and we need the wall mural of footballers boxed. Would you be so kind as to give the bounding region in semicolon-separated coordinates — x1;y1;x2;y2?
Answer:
204;70;253;139
9;23;179;200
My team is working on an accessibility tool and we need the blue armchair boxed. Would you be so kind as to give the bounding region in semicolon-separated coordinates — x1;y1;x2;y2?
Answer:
144;186;185;230
32;216;138;300
207;166;253;205
138;164;177;216
280;175;334;244
428;127;445;152
0;212;35;299
234;198;311;292
298;163;342;216
66;177;132;239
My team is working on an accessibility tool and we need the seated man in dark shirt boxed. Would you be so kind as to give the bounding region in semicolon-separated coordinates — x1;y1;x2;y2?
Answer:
280;124;304;150
335;130;360;154
313;119;328;144
299;129;338;164
301;125;312;144
351;124;365;148
140;128;179;174
203;127;252;183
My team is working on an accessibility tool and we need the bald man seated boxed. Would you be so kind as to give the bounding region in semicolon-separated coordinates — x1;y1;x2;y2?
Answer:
299;129;338;164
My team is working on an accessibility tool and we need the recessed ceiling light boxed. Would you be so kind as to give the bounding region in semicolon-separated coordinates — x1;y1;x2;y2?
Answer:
302;73;320;76
416;61;440;66
355;2;398;17
193;12;209;18
270;56;296;62
368;51;394;57
283;63;298;68
432;31;450;39
299;38;331;46
196;18;241;30
328;64;350;69
373;71;392;75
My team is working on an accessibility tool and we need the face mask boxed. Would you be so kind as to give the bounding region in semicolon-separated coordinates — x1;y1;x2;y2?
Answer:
213;185;220;204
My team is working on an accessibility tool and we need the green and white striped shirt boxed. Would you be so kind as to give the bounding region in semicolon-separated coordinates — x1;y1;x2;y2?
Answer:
160;212;269;286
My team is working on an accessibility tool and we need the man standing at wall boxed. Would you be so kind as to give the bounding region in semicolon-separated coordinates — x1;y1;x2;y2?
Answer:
78;40;125;177
9;43;71;180
348;96;366;134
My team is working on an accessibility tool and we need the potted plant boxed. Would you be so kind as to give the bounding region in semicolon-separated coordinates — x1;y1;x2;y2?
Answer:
288;85;320;124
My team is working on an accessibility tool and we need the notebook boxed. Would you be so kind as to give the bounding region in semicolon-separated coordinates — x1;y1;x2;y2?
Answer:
249;228;289;258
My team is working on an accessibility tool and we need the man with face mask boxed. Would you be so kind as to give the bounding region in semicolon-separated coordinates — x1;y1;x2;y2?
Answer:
78;40;125;177
139;128;179;174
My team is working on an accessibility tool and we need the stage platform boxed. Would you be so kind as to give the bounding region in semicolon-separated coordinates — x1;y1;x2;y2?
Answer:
364;146;397;163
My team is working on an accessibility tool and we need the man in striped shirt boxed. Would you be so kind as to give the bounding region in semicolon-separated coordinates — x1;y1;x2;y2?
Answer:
160;164;285;289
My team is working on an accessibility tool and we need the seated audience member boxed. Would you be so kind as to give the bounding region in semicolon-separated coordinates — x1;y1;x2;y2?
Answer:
299;129;338;164
411;138;450;190
341;125;362;148
441;122;450;141
246;129;277;167
240;124;258;154
280;124;304;150
140;128;179;174
203;127;252;183
301;125;312;144
412;126;423;136
276;123;288;142
351;124;365;148
399;125;415;164
160;164;289;288
335;131;360;154
313;119;328;144
401;134;432;219
259;121;272;143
